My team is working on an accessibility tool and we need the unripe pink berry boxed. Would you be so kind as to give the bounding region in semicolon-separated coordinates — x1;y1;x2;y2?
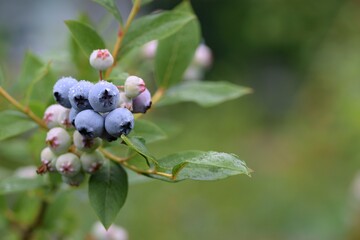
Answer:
62;172;85;186
40;147;57;172
141;40;158;59
124;76;146;99
193;44;212;68
73;130;102;152
43;104;67;129
46;127;71;155
89;49;114;70
80;151;105;174
56;153;81;177
118;92;133;110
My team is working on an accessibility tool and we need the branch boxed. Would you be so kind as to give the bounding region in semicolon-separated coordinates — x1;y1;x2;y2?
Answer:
0;87;48;130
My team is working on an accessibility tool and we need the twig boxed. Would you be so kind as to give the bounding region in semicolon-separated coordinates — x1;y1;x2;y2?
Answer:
105;0;142;79
0;87;48;130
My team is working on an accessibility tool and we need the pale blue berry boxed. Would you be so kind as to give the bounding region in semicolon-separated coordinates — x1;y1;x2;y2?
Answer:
89;81;119;113
69;108;79;127
53;77;78;108
105;108;134;137
74;110;104;139
68;80;93;111
132;88;152;113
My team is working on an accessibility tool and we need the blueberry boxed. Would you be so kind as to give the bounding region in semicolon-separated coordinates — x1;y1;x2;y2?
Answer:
73;130;102;152
80;151;105;174
132;88;152;113
46;127;71;155
43;104;67;129
56;153;81;177
53;77;78;108
69;108;80;127
40;147;57;172
89;49;114;71
105;108;134;137
124;76;146;99
74;109;104;138
89;81;120;113
68;80;93;111
62;172;85;187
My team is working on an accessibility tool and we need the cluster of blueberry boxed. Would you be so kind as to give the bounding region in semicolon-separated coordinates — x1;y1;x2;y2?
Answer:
38;49;152;186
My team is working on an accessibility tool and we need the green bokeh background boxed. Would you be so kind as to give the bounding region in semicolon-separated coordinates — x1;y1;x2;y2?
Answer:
1;0;360;239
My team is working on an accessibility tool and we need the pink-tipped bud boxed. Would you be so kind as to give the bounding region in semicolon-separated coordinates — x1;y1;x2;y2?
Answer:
124;76;146;99
89;49;114;70
46;127;71;155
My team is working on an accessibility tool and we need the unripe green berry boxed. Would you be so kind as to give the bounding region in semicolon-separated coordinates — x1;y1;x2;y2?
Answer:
40;147;57;172
124;76;146;99
46;127;71;155
62;171;85;187
73;130;102;152
56;153;81;177
80;151;105;174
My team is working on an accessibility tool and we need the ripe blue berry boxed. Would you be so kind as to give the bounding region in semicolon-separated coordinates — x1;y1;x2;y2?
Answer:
105;108;134;137
73;130;102;152
124;76;146;99
62;172;85;186
80;151;105;174
56;153;81;177
132;88;152;113
89;81;119;113
53;77;78;108
68;80;93;111
69;108;79;127
74;110;104;138
46;127;71;155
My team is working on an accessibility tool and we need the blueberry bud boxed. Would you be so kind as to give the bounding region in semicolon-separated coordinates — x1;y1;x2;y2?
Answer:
89;81;120;113
132;88;152;114
73;130;102;152
74;109;104;139
56;153;81;177
53;77;78;108
80;151;105;174
105;108;134;137
62;172;85;187
89;49;114;71
124;76;146;99
40;147;57;172
68;80;94;111
46;127;71;155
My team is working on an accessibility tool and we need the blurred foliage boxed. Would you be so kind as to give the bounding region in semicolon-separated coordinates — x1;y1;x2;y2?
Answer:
2;0;360;239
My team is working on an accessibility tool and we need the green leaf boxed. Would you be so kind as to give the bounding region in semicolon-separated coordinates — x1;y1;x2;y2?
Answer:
157;151;251;181
158;81;252;107
16;52;55;102
120;10;196;58
130;119;167;143
92;0;123;25
0;176;46;195
89;160;128;229
0;111;38;141
155;2;201;88
0;66;4;86
65;20;106;57
121;135;158;165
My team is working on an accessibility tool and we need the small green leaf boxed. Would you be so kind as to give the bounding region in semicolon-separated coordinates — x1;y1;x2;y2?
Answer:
157;151;251;181
89;160;128;229
120;10;195;58
155;2;200;88
130;119;167;143
92;0;123;25
0;176;46;195
0;111;38;141
65;20;106;57
158;81;252;107
121;135;158;165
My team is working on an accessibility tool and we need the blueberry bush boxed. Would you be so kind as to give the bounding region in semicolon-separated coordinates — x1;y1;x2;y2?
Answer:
0;0;251;238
